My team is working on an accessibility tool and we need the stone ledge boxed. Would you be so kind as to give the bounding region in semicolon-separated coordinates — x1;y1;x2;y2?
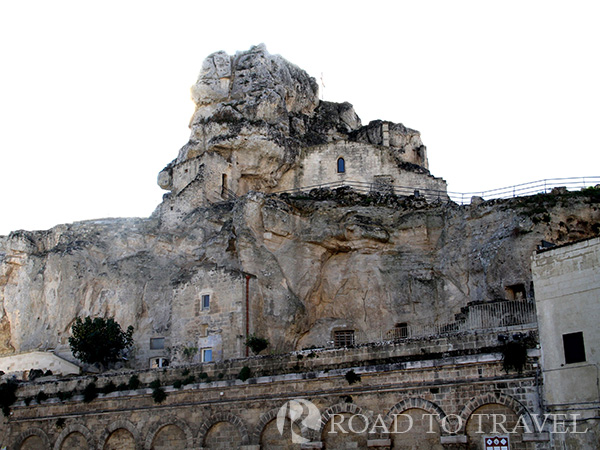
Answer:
300;442;323;449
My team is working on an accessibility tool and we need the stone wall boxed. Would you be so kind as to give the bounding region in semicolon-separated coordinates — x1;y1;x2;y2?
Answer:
2;338;552;450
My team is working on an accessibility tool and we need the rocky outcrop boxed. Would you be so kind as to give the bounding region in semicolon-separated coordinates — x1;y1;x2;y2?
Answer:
158;44;430;197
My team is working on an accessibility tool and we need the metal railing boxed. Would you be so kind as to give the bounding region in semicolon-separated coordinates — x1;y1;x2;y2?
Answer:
447;176;600;205
351;300;537;346
274;180;448;202
272;176;599;205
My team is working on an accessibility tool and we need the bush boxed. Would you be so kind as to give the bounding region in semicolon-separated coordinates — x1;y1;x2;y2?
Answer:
117;383;129;391
173;380;183;389
245;335;269;355
82;383;98;403
128;374;140;390
149;379;161;390
57;390;74;402
0;381;18;416
238;366;252;382
101;381;116;395
35;390;48;404
23;396;32;406
183;375;196;385
152;386;167;404
345;370;361;385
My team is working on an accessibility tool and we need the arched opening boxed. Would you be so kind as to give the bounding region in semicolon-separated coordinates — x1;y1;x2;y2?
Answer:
390;408;443;449
466;404;526;450
204;421;242;449
103;428;135;450
260;417;302;449
60;432;89;449
19;436;45;450
151;424;187;449
337;157;345;173
322;412;368;449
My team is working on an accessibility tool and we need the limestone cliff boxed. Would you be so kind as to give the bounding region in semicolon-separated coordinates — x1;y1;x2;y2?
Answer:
1;188;598;366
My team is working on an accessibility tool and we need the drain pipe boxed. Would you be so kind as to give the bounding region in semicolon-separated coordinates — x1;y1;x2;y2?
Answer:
245;274;251;357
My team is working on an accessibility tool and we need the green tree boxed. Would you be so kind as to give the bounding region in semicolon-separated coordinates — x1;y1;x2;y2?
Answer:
69;317;134;370
245;334;269;355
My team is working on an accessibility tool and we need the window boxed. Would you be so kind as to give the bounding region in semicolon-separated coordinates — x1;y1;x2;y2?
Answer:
337;157;345;173
202;294;210;310
150;337;165;350
563;332;586;364
221;174;228;197
334;330;355;347
150;357;169;368
202;348;213;362
505;283;526;300
393;323;408;339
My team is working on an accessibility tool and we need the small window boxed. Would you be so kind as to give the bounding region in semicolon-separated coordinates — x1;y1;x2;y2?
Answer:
333;330;355;347
150;357;169;368
563;332;586;364
202;348;213;362
202;294;210;310
337;157;345;173
505;283;526;300
150;338;165;350
221;174;228;197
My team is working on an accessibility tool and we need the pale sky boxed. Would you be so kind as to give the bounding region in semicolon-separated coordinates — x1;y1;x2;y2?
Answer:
1;1;599;235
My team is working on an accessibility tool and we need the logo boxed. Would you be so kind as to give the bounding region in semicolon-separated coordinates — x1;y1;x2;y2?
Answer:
277;399;321;443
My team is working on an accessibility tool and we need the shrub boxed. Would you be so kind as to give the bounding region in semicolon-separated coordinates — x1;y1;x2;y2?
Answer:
149;379;161;390
183;375;196;385
116;383;129;391
152;386;167;404
0;381;18;416
57;390;74;402
345;370;361;385
101;381;116;395
238;366;252;382
82;383;98;403
128;374;140;390
35;390;48;404
245;335;269;355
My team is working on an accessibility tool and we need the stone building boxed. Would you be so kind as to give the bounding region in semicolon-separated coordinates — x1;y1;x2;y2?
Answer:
532;236;600;448
1;45;600;449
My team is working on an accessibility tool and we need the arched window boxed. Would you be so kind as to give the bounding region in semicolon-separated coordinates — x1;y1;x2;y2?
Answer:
337;157;345;173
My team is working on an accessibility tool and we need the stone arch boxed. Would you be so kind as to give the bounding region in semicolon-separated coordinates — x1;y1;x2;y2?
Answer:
143;416;194;449
386;397;447;431
318;402;373;446
99;419;141;450
53;423;94;450
198;412;250;447
16;428;51;449
251;407;282;444
459;392;534;433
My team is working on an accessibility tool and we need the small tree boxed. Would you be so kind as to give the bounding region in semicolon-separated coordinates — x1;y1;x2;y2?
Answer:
69;316;134;370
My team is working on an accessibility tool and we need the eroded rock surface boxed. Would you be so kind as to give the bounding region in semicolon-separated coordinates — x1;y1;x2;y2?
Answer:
1;189;598;366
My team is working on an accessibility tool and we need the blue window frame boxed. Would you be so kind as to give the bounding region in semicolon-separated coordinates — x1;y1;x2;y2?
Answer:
202;294;210;310
337;157;345;173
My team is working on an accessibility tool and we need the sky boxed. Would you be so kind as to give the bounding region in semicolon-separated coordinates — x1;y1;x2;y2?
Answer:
1;1;599;235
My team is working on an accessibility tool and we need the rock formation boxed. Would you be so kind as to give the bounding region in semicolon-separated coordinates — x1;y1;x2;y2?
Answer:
1;45;599;369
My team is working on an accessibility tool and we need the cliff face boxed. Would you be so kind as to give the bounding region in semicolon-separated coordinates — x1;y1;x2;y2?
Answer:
1;187;598;365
